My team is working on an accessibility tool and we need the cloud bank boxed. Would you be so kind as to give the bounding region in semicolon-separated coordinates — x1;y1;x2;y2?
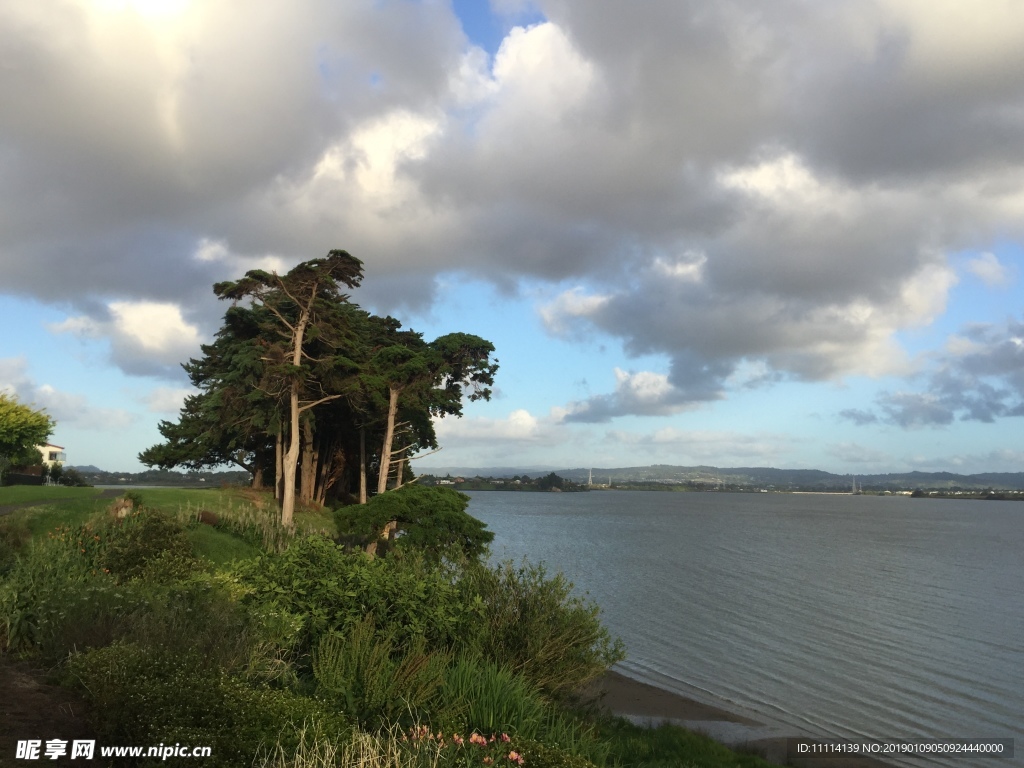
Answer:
2;0;1023;426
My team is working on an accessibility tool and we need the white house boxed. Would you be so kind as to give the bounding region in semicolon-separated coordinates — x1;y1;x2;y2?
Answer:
37;443;66;468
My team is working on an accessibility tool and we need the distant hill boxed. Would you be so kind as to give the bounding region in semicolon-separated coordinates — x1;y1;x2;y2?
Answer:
414;463;1024;491
68;466;251;487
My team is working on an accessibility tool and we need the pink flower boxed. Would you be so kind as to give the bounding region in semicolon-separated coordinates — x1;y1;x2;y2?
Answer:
501;734;511;743
483;758;493;766
508;752;525;766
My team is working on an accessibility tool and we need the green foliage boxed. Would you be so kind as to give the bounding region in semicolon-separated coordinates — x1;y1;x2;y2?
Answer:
436;656;548;737
0;514;32;576
67;642;349;767
235;535;478;658
143;256;498;511
537;472;565;491
93;507;197;583
599;718;777;768
0;531;95;652
0;393;53;477
313;616;450;729
459;560;626;699
335;485;493;561
517;739;601;768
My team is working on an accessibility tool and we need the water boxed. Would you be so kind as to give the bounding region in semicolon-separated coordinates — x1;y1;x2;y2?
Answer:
465;490;1024;767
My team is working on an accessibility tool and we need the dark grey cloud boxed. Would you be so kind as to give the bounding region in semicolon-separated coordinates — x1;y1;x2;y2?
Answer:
839;315;1024;428
2;0;1024;399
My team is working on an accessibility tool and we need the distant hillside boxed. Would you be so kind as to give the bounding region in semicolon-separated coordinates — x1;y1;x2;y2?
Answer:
69;466;251;487
415;463;1024;491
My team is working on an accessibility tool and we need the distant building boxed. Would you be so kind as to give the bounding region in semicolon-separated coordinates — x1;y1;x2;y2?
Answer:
37;443;67;468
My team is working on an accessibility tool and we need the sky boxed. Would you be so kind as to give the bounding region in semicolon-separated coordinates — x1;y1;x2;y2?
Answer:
2;0;1023;475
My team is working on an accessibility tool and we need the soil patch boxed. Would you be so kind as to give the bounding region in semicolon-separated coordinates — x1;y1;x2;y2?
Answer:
0;656;94;766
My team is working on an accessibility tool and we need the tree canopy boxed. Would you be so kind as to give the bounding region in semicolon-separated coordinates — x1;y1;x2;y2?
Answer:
333;484;493;562
0;394;53;477
141;251;498;527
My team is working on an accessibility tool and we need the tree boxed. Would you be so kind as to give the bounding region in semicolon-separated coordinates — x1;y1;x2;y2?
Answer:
140;304;282;487
334;485;493;561
141;254;497;519
369;328;497;496
213;250;364;527
537;472;565;491
0;394;53;480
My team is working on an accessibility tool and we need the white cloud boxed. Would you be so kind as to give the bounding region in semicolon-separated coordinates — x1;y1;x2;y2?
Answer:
433;408;559;445
966;252;1011;287
0;357;137;431
50;300;204;376
4;0;1024;448
561;367;699;423
539;287;611;336
142;386;194;413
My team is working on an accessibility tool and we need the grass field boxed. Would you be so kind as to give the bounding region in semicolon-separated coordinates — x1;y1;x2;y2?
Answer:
0;484;335;568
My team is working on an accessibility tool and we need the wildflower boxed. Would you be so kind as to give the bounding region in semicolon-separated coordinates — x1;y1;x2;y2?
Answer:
508;752;524;766
483;759;493;766
453;734;464;746
501;734;511;743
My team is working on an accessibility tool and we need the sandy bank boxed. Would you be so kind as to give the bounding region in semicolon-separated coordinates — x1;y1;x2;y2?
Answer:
590;670;897;768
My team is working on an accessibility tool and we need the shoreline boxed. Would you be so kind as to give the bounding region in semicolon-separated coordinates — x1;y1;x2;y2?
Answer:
591;670;898;768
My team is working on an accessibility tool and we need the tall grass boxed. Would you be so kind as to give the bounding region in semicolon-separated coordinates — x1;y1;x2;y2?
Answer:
438;657;548;737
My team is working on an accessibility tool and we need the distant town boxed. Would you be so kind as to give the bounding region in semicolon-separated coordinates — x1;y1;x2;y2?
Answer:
14;463;1023;501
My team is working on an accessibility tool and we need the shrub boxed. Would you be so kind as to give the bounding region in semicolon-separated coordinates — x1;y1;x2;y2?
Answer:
0;532;96;651
0;514;32;576
458;560;625;699
436;656;548;738
334;485;494;562
95;507;196;582
313;616;450;729
235;535;480;659
67;642;349;768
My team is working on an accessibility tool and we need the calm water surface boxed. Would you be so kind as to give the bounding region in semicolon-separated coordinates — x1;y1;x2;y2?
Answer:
465;491;1024;767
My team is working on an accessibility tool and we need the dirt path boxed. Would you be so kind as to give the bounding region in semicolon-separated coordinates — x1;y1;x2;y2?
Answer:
0;657;94;767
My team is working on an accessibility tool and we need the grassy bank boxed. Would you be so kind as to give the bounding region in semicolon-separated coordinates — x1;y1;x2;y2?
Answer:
0;485;776;768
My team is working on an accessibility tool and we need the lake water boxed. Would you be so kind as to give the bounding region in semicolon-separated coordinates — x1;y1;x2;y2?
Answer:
464;490;1024;768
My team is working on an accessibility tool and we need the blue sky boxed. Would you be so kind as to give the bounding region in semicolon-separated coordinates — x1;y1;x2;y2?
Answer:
2;0;1023;475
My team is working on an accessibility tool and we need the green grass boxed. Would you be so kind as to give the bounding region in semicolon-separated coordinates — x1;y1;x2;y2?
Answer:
0;485;102;505
0;487;111;536
188;524;261;565
599;718;776;768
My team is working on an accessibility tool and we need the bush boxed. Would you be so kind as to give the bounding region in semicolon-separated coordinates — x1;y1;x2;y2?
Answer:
313;616;450;729
95;507;196;582
0;531;96;652
236;535;480;659
436;655;548;737
0;514;32;576
334;485;494;562
67;642;349;768
458;560;625;699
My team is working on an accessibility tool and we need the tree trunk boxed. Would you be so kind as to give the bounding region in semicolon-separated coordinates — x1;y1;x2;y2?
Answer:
300;420;315;504
359;427;367;504
377;386;400;495
275;432;284;504
281;382;301;527
280;304;312;527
